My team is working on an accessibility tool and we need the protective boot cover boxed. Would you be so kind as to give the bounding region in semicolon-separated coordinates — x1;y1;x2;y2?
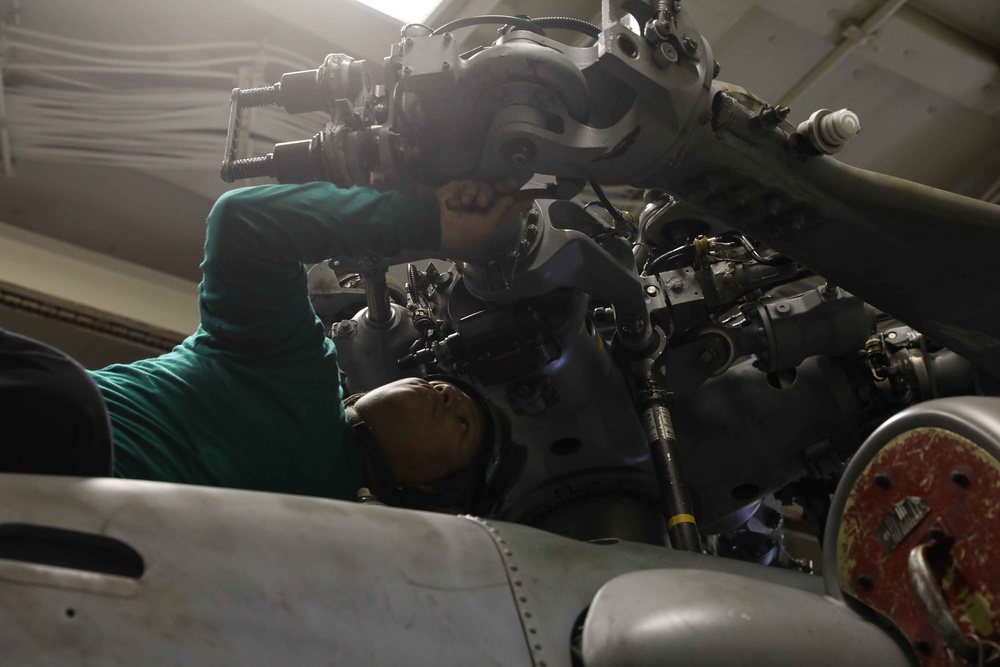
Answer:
582;568;913;667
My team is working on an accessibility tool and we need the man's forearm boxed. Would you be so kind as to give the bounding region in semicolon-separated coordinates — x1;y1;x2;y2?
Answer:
195;183;440;359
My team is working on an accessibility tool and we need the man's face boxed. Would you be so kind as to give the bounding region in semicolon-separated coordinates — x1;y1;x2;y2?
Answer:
353;378;486;488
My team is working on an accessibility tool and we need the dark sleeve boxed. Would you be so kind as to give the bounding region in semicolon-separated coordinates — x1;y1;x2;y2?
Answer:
195;183;440;360
0;329;113;476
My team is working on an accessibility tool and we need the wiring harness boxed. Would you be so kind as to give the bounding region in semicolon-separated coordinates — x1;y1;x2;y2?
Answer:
0;24;325;172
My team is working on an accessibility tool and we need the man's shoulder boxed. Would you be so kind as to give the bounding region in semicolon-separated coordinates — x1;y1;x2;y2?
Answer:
91;327;343;406
90;341;204;387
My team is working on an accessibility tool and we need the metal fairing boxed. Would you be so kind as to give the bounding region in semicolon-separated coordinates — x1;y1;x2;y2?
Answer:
1;474;905;667
0;475;529;666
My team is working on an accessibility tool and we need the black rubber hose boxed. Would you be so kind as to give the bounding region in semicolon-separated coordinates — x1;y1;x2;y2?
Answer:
588;180;626;225
431;15;545;36
532;16;601;39
647;245;695;273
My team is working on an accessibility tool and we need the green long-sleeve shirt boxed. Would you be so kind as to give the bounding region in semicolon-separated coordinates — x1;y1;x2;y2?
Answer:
91;183;440;500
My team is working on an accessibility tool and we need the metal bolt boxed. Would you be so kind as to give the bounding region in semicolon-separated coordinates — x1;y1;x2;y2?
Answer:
442;61;451;71
403;37;413;48
887;331;897;340
402;65;412;76
775;303;791;314
713;60;721;78
645;285;659;297
757;105;791;129
442;32;452;43
592;307;612;322
500;138;536;166
656;42;679;65
683;36;698;52
333;320;354;337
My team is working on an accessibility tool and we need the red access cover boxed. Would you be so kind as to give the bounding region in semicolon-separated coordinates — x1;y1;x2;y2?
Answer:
836;427;1000;666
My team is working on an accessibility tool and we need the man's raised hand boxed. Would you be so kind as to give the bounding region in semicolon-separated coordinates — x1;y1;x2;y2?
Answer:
435;179;533;260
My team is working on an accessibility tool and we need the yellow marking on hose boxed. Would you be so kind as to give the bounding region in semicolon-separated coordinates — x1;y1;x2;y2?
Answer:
667;514;697;528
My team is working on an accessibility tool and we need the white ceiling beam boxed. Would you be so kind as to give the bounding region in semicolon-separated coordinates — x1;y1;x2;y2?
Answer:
778;0;910;107
857;5;999;115
692;1;998;117
0;220;199;338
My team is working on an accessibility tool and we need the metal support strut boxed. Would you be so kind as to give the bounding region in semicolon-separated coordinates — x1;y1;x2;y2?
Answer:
360;257;393;326
638;380;703;552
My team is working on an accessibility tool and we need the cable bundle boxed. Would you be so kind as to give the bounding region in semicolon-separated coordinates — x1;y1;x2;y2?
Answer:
0;25;327;170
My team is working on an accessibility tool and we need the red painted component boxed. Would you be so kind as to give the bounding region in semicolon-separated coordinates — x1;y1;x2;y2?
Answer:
836;427;1000;666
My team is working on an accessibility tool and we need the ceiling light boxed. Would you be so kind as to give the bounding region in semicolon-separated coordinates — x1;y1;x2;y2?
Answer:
352;0;444;24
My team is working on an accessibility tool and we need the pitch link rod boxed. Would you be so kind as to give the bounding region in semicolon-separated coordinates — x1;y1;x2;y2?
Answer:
639;382;702;552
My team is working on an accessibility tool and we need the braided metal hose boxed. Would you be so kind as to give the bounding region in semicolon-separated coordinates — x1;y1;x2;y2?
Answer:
531;16;601;39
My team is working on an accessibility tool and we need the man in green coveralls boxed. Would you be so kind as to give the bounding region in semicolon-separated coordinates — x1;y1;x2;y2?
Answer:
90;179;526;506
